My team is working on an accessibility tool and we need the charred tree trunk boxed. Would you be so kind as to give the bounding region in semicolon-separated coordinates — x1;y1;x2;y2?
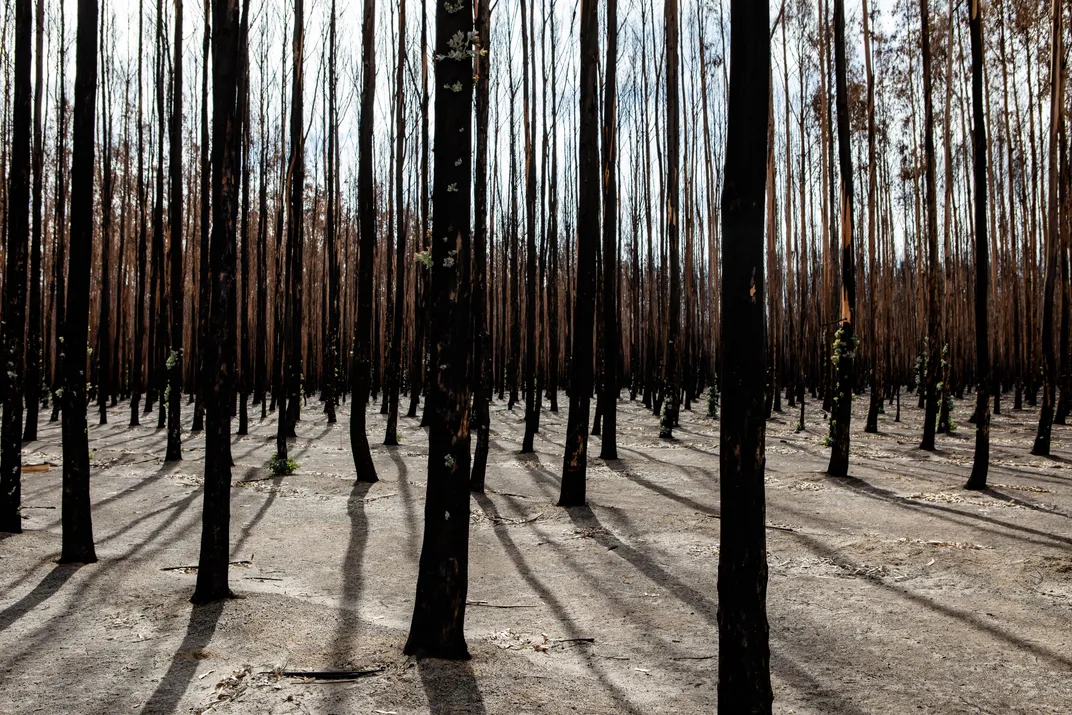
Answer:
717;0;772;709
193;0;244;605
966;0;991;489
660;0;681;439
919;0;942;452
165;0;185;460
22;0;44;444
1032;0;1064;456
559;0;599;507
826;0;857;477
350;0;378;483
404;0;474;659
384;0;406;446
59;0;100;564
470;0;493;491
600;0;619;459
0;0;32;532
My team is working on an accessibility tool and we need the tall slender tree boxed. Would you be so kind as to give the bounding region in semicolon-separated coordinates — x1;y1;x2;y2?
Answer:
384;0;407;446
404;0;475;659
60;0;100;564
965;0;990;489
351;0;378;483
165;0;185;461
600;0;619;459
22;0;44;444
1032;0;1064;456
919;0;942;452
0;0;32;533
194;0;245;604
471;0;493;491
558;0;599;507
717;0;772;709
660;0;682;439
826;0;858;477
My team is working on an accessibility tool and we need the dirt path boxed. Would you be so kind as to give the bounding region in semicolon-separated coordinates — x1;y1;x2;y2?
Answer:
1;392;1070;714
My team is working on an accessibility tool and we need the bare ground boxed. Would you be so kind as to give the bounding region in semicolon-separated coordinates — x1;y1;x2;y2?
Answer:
1;390;1071;714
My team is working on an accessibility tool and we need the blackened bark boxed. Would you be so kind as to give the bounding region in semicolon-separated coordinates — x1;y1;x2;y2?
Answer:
384;0;406;446
59;0;99;564
559;0;599;507
350;0;378;483
166;0;185;460
470;0;492;491
1032;0;1064;456
22;0;44;444
919;0;941;452
130;0;147;427
716;0;772;709
0;0;32;533
826;0;857;477
404;0;474;659
600;0;619;459
193;0;244;605
193;0;210;432
966;0;990;489
660;0;681;440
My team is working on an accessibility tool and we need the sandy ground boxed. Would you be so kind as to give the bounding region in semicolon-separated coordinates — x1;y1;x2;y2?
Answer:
1;388;1070;714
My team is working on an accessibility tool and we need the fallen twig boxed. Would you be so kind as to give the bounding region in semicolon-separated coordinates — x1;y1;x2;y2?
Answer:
466;600;537;609
281;667;385;681
23;463;52;473
162;559;253;572
671;655;715;661
21;505;56;510
551;637;595;644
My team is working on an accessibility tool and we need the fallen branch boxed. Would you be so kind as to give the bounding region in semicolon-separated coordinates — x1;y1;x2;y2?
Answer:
280;667;385;681
466;600;537;609
699;513;795;532
162;559;253;572
23;463;52;473
21;505;56;510
551;637;595;644
671;655;715;661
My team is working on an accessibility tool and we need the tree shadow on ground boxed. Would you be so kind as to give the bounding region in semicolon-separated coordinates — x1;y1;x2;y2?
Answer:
139;599;225;715
473;493;643;714
417;657;486;715
328;480;373;669
0;563;82;634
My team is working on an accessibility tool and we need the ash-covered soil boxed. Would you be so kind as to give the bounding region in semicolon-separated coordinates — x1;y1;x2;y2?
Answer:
2;390;1070;714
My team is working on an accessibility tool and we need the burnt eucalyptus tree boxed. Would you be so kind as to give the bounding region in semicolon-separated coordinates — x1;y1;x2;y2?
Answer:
717;0;772;709
194;0;245;604
60;0;100;564
559;0;599;507
826;0;857;477
351;0;378;483
599;0;619;459
0;0;32;533
404;0;475;659
965;0;990;490
322;0;339;424
384;0;407;446
277;0;305;456
660;0;681;440
165;0;185;461
1032;0;1064;457
919;0;941;452
130;0;147;427
471;0;493;491
23;0;44;444
521;0;539;454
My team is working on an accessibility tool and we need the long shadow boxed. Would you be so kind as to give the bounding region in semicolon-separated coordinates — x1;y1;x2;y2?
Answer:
328;480;373;669
981;487;1072;520
564;505;717;626
474;494;643;714
787;528;1072;671
138;600;225;715
604;461;718;517
387;451;420;559
0;564;82;634
417;658;487;715
828;474;1072;549
230;474;284;559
